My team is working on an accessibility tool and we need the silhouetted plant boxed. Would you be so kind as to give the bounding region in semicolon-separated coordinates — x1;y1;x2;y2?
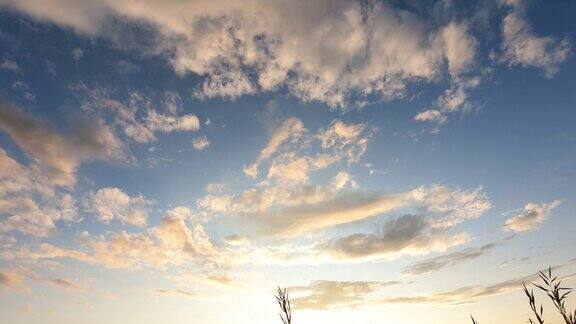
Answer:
523;282;545;324
275;286;292;324
471;315;479;324
472;267;575;324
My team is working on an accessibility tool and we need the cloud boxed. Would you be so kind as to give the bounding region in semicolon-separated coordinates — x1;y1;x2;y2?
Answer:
243;117;305;178
500;1;571;77
414;77;480;126
0;98;127;187
318;214;470;261
0;59;21;73
287;259;576;309
75;87;200;144
290;280;400;310
0;147;79;236
244;117;372;185
0;0;490;109
503;200;561;232
71;48;84;61
154;289;195;299
15;212;222;271
49;278;82;291
192;136;210;150
0;268;26;290
197;181;490;240
402;242;500;276
379;266;576;305
85;187;153;227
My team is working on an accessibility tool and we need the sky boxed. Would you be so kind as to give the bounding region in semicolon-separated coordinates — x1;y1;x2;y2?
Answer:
0;0;575;323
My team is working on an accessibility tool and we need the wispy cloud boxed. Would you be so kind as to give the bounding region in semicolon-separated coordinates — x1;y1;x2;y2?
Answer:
500;0;572;77
402;242;502;276
290;280;400;309
49;278;83;291
503;200;562;232
154;289;195;299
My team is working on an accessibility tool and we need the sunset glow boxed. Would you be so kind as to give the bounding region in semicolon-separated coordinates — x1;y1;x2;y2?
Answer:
0;1;575;323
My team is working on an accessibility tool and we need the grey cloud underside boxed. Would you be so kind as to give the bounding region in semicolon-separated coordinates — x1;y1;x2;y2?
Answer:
401;241;503;276
49;278;82;291
0;98;126;187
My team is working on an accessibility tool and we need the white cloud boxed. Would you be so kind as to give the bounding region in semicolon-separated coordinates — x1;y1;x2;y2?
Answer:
18;213;221;271
501;2;571;77
244;117;372;185
192;136;210;150
503;200;561;232
290;280;400;310
85;187;152;227
0;147;79;237
414;109;446;124
76;87;201;144
0;0;488;109
196;182;490;240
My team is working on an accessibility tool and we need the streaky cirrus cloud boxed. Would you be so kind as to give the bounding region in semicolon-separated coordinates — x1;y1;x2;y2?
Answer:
49;278;83;291
289;259;576;309
154;289;195;299
401;242;502;276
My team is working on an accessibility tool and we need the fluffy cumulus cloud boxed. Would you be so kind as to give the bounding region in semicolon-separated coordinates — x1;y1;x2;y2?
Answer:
0;0;489;110
0;147;78;237
503;200;561;232
192;136;210;150
500;1;572;77
12;212;222;271
85;187;153;227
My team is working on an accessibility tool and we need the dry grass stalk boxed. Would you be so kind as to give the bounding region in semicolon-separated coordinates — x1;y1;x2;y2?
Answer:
276;286;292;324
472;267;575;324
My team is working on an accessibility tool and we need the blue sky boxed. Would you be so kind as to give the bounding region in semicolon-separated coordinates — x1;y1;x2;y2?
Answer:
0;1;575;323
